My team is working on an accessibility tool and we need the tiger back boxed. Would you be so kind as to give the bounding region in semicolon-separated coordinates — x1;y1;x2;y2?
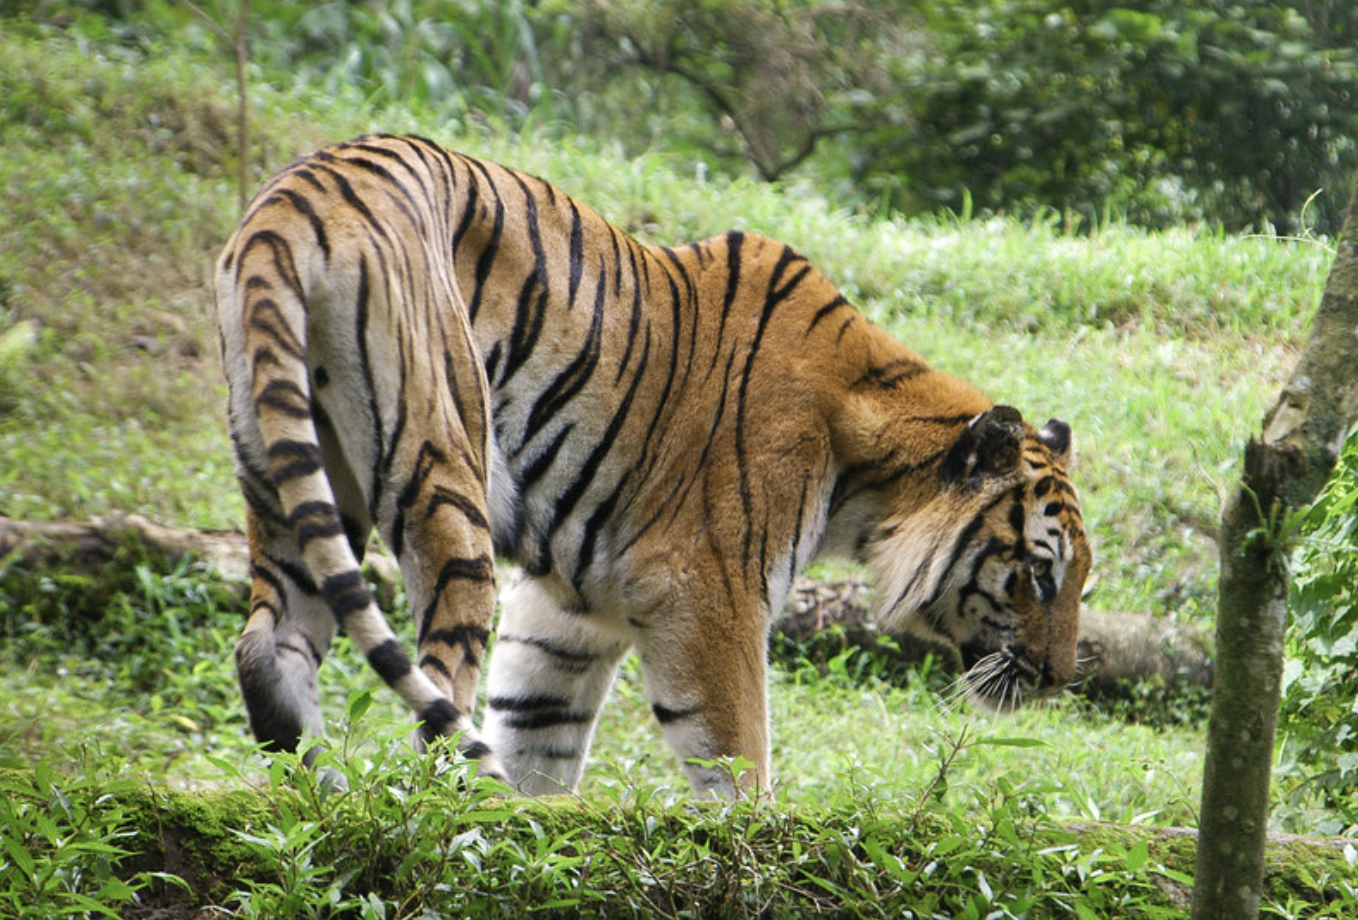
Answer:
215;134;1091;796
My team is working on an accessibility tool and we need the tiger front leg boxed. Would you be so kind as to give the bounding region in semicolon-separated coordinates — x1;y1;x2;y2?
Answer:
636;607;772;798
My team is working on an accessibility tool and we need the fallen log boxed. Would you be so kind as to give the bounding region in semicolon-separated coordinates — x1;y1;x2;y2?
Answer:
779;576;1214;707
0;513;250;580
1;515;1214;704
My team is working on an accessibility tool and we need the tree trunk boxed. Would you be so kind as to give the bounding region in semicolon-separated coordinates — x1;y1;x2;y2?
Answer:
1193;174;1358;919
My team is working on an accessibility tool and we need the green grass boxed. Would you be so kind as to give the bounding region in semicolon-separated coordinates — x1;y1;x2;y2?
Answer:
6;553;1354;918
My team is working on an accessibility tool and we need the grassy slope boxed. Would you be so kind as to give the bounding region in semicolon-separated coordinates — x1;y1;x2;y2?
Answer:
0;16;1349;899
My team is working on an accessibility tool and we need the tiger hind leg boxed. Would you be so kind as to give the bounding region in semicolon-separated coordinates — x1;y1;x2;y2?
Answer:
381;440;504;777
483;575;631;794
235;510;339;758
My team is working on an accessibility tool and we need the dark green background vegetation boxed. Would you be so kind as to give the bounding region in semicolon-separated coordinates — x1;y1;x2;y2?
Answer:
8;0;1357;232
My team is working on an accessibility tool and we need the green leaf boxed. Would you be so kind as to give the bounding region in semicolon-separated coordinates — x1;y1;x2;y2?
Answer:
3;837;36;878
1125;840;1150;872
975;736;1047;748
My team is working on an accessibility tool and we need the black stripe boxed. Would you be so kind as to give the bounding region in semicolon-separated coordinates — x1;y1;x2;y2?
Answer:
518;423;574;495
497;633;600;673
885;492;1011;620
1008;489;1027;541
397;441;446;512
574;470;627;585
239;229;306;308
806;295;850;336
267;440;323;482
390;439;441;558
355;257;385;523
733;246;806;562
418;555;495;627
615;244;645;384
652;703;698;725
451;164;480;252
249;598;281;619
427;486;490;530
523;260;606;437
489;693;572;712
499;173;551;385
609;225;625;295
543;331;652;545
289;500;345;548
269;187;330;260
421;624;491;662
709;230;743;376
293;167;327;193
349;139;436;202
567;199;584;308
488;695;592;731
461;739;492;761
419;653;453;682
483;341;503;387
321;569;370;618
342;154;424;233
246;297;304;361
786;475;813;590
257;379;311;418
249;560;290;601
419;698;462;737
311;161;393;246
261;553;319;596
367;638;413;683
465;163;505;324
853;359;928;390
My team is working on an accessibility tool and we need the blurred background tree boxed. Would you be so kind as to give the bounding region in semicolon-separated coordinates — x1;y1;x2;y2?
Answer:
14;0;1351;232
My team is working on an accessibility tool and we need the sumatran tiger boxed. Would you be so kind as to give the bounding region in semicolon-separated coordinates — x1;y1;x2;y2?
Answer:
215;134;1091;797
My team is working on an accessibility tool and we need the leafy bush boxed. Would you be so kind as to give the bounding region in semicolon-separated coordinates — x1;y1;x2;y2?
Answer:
870;0;1358;232
125;709;1203;918
572;0;1358;231
1280;431;1358;834
0;762;173;920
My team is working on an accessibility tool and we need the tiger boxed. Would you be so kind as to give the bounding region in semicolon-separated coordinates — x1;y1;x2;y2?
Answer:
214;133;1091;797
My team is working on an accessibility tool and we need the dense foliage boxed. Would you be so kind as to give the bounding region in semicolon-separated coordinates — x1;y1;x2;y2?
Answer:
6;0;1355;231
1282;432;1358;833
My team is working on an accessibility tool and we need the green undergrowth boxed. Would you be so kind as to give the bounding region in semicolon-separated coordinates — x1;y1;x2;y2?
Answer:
3;721;1355;919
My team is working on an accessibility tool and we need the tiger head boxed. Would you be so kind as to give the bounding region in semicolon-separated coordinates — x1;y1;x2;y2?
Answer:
868;405;1091;710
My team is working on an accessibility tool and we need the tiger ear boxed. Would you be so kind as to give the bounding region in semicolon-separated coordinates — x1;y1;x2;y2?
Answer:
940;405;1024;488
1038;418;1073;466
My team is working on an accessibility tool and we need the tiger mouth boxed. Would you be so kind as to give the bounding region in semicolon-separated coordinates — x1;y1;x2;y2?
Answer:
959;645;1060;711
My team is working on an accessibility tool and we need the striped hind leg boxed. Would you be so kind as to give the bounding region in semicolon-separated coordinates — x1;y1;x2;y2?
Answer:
380;440;502;773
235;509;339;756
482;575;632;794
